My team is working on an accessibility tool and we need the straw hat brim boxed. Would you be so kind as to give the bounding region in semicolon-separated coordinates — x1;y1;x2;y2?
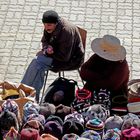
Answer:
91;38;126;61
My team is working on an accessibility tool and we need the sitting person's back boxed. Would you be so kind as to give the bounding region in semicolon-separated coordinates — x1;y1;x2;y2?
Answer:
80;53;129;94
80;35;130;112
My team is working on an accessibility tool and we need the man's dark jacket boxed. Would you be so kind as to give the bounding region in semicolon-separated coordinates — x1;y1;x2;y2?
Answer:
41;18;84;72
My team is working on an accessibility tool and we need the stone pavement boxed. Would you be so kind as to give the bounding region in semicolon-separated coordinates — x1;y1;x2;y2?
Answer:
0;0;140;87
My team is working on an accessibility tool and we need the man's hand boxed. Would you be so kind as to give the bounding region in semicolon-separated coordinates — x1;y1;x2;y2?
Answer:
36;45;54;56
46;45;54;54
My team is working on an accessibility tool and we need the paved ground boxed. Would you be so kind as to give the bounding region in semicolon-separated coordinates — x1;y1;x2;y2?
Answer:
0;0;140;87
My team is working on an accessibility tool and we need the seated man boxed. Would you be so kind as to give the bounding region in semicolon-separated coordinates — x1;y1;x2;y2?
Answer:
80;35;130;112
21;10;84;102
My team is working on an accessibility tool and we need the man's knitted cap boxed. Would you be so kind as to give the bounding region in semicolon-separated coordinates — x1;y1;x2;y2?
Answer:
42;10;59;23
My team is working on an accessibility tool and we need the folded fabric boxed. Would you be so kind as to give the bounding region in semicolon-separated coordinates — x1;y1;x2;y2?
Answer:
0;89;25;100
128;97;140;103
127;102;140;113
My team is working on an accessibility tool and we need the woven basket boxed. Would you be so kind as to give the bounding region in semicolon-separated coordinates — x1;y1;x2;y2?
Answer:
128;79;140;103
0;81;35;117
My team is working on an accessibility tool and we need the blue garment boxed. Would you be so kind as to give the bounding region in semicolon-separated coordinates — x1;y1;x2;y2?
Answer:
21;55;53;102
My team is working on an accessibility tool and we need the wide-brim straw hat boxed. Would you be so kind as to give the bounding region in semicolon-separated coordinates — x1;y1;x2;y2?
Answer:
91;35;126;61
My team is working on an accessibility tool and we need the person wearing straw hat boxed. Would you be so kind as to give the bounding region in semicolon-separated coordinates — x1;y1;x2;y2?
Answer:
80;35;130;113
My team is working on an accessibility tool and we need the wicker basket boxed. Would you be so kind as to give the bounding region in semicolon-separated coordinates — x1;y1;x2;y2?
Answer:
0;81;35;117
128;79;140;103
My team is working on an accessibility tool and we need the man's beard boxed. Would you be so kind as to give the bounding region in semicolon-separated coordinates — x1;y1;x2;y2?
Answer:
46;30;53;33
